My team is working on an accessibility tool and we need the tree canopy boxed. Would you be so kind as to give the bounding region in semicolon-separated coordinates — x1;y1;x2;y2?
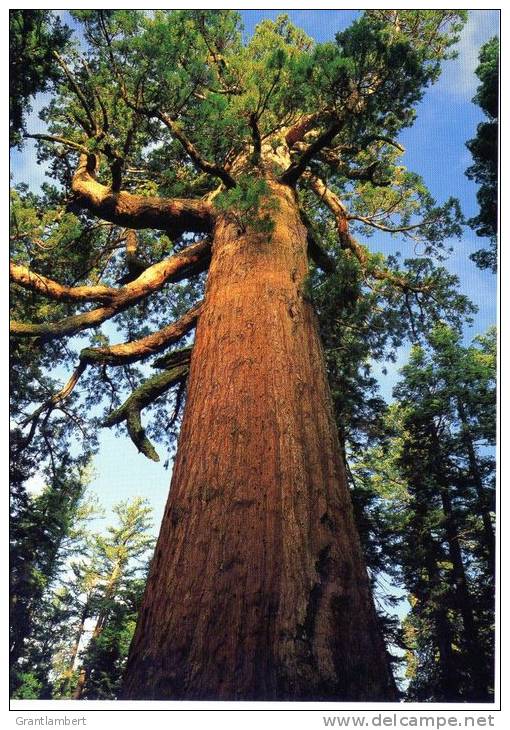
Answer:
9;10;71;147
10;9;472;464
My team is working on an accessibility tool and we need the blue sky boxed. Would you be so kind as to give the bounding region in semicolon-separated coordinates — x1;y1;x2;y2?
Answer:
12;10;499;542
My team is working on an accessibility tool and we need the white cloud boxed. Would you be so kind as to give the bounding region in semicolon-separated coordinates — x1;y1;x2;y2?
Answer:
434;10;499;101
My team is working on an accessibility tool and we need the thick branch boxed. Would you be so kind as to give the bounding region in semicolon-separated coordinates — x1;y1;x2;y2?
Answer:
79;305;201;366
109;155;124;193
10;239;211;340
280;122;341;186
152;345;194;370
10;262;117;304
11;306;118;340
304;172;349;224
71;154;215;235
116;229;149;284
157;112;236;189
284;112;324;149
249;112;262;157
103;358;191;461
15;313;198;452
299;210;337;274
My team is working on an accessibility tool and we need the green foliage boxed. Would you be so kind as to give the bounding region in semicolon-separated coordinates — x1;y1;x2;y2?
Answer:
349;326;495;700
472;36;498;120
214;175;277;234
9;10;71;147
365;11;467;64
465;37;499;272
11;672;44;700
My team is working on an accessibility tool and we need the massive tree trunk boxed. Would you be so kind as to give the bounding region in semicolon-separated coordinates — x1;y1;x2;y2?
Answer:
122;180;396;700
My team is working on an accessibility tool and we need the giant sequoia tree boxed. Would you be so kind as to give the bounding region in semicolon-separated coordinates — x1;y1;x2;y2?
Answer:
10;10;471;700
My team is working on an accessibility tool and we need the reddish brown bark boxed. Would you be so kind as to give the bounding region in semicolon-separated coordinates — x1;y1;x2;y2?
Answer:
122;180;396;700
71;154;214;235
10;239;211;340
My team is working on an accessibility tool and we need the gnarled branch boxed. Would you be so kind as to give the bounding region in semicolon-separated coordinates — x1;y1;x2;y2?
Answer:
15;310;199;451
280;122;341;186
284;112;324;149
80;305;201;366
70;154;215;235
10;262;117;304
11;306;118;340
10;239;211;340
103;355;191;461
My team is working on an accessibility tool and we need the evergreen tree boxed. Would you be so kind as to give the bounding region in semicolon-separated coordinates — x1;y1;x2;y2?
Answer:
70;498;154;699
9;10;71;147
72;575;147;700
352;327;495;701
11;10;491;700
12;496;154;700
10;474;99;696
465;37;499;272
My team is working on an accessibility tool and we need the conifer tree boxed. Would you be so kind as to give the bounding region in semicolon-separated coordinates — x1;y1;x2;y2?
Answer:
10;472;98;697
11;10;483;700
465;37;499;272
352;327;495;701
70;498;154;699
